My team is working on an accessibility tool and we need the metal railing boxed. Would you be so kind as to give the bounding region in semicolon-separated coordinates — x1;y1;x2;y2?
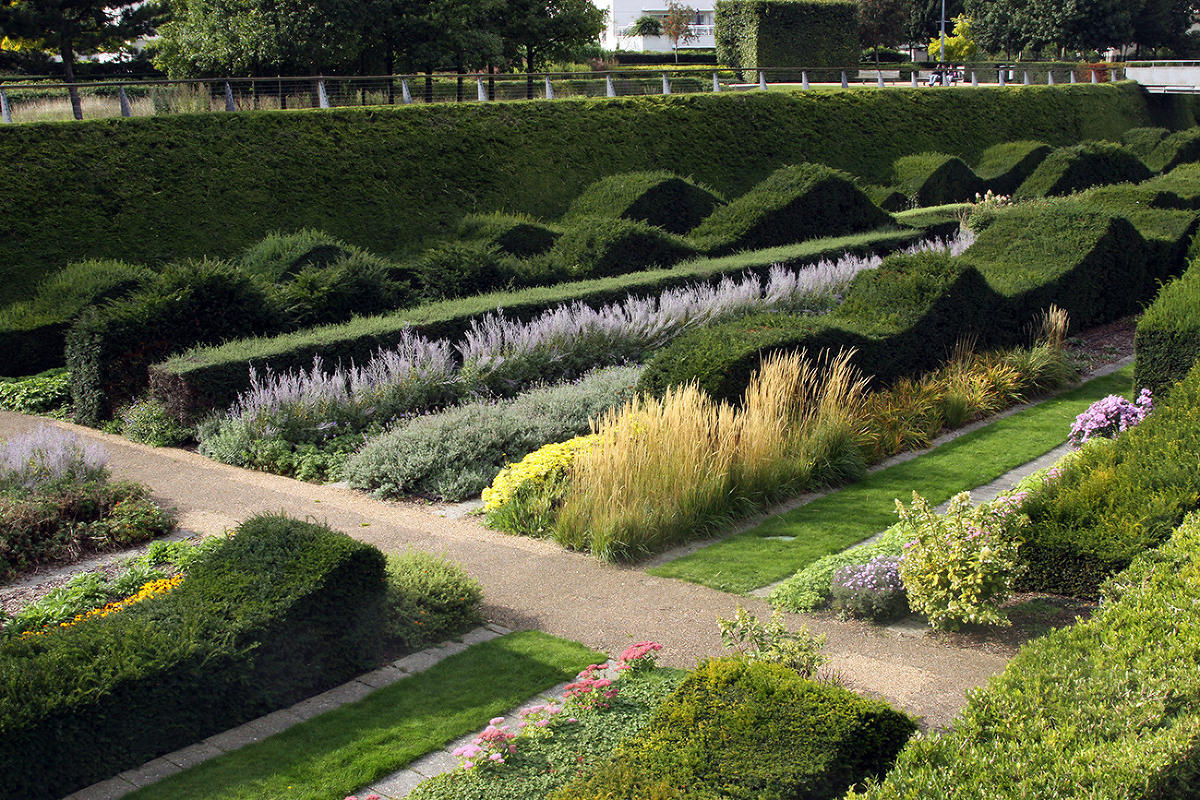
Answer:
0;65;1125;125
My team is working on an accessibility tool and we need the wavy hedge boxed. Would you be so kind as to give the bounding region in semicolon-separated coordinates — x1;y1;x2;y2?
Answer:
563;171;723;235
0;84;1181;305
0;514;388;800
892;153;984;206
973;140;1052;195
1135;257;1200;397
860;510;1200;799
1014;140;1152;199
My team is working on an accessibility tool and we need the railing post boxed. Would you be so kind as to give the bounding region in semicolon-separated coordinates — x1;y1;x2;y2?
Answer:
225;82;236;111
840;70;848;89
545;75;555;99
0;90;11;123
971;71;978;86
1023;71;1030;85
999;69;1006;86
317;79;330;108
606;75;616;97
401;77;413;103
1069;70;1077;83
1091;69;1099;83
713;72;721;92
877;72;885;88
802;71;810;90
119;86;132;117
1047;71;1055;85
477;76;488;101
662;73;671;94
911;71;918;88
758;71;767;90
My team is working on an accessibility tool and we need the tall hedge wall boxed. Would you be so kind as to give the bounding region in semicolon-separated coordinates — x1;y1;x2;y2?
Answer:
715;0;859;78
0;84;1185;306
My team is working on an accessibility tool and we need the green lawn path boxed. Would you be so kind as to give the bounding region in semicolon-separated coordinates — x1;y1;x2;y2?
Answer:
126;631;603;800
648;365;1134;594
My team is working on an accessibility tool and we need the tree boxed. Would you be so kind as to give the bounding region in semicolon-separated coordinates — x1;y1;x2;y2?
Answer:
661;2;698;62
500;0;604;98
926;13;977;60
627;14;663;36
965;0;1033;59
1;0;159;118
1022;0;1140;54
1132;0;1199;53
858;0;910;65
904;0;963;48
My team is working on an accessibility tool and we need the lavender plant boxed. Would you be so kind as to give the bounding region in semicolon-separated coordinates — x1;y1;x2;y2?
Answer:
830;555;908;622
0;426;108;492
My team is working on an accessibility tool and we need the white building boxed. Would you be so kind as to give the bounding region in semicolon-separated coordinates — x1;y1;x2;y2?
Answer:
592;1;717;53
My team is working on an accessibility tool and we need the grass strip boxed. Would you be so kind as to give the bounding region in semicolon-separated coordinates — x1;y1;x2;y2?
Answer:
648;365;1134;594
125;631;603;800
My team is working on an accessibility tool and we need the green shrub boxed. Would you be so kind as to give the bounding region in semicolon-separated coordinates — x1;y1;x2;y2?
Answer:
892;153;985;206
238;229;353;283
689;163;894;255
409;241;519;300
457;212;560;257
343;365;642;501
0;84;1176;306
770;523;910;612
1139;162;1200;209
65;260;280;425
716;0;860;79
0;514;388;800
0;259;153;376
857;511;1200;800
552;658;916;800
1014;140;1153;199
271;249;413;325
384;550;482;649
1119;126;1170;158
1018;362;1200;598
1145;126;1200;173
1135;258;1200;397
550;216;696;278
863;184;909;212
0;368;71;415
973;140;1052;195
563;171;723;235
1069;185;1200;279
114;396;193;447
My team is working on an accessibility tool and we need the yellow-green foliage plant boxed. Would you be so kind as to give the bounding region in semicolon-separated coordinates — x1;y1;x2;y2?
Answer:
896;492;1027;629
482;434;599;537
552;349;868;560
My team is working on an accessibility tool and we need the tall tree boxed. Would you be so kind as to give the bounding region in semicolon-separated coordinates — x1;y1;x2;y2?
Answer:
859;0;910;64
1023;0;1141;54
904;0;963;48
500;0;604;98
1;0;159;118
965;0;1033;58
661;2;698;62
1132;0;1199;53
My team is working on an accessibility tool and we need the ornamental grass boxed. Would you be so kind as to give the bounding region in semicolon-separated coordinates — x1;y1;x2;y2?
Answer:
553;349;867;560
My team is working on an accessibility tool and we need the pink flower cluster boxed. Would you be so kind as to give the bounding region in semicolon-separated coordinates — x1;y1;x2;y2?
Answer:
616;641;663;673
563;664;619;710
344;795;381;799
452;717;517;770
1069;389;1153;448
517;701;564;729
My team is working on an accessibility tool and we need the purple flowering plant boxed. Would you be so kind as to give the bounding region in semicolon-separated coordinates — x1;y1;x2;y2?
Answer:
1068;389;1152;448
830;555;908;622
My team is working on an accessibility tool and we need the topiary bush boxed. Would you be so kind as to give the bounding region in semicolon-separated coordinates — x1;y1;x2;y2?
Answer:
892;153;986;207
408;241;520;299
689;163;894;255
1145;127;1200;173
457;212;561;257
551;657;916;800
65;260;280;425
563;171;724;235
1135;257;1200;397
0;513;388;800
238;229;354;283
270;249;413;326
973;140;1052;195
550;216;696;278
1014;140;1152;199
384;549;482;649
716;0;860;79
1119;126;1170;159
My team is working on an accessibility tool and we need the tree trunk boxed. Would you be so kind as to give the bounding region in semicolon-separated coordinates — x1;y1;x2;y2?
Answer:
425;69;434;103
385;44;395;104
456;64;464;103
526;48;536;99
488;64;495;101
60;41;83;120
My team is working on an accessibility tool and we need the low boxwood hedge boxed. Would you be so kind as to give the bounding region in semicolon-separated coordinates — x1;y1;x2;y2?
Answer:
1014;140;1153;199
859;510;1200;799
1018;361;1200;598
689;163;894;255
0;513;388;800
1135;257;1200;397
973;140;1052;195
550;216;696;278
457;212;561;257
891;153;985;206
552;657;916;800
563;171;724;235
147;228;923;420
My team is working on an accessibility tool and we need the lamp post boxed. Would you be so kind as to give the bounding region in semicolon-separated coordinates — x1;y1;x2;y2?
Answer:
939;0;946;64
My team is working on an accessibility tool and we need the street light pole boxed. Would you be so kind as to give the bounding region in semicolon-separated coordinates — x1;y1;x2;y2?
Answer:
939;0;946;63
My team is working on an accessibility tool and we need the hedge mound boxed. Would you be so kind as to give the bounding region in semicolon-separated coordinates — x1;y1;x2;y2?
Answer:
1145;127;1200;173
563;171;723;235
1140;163;1200;209
1018;362;1200;598
457;212;560;257
689;163;894;255
551;216;696;278
553;658;915;800
1135;257;1200;399
0;84;1167;306
148;228;922;420
1120;126;1170;158
0;514;388;800
860;511;1200;799
0;260;153;378
891;153;986;206
1015;140;1153;199
238;229;355;283
973;140;1052;195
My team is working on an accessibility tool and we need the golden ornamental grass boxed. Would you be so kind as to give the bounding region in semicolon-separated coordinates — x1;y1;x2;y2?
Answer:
555;349;867;561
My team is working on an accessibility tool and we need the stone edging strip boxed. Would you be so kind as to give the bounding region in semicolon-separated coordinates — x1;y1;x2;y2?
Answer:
60;623;515;800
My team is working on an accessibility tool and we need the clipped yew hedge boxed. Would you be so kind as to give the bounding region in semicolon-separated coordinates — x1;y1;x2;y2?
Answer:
1014;140;1152;199
973;140;1052;195
563;171;723;235
892;153;985;206
1135;256;1200;398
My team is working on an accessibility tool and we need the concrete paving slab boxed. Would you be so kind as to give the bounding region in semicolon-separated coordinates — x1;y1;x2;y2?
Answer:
161;741;225;770
61;776;136;800
117;756;182;788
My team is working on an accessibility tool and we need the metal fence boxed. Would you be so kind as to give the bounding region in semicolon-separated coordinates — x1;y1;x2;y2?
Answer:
0;65;1125;125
